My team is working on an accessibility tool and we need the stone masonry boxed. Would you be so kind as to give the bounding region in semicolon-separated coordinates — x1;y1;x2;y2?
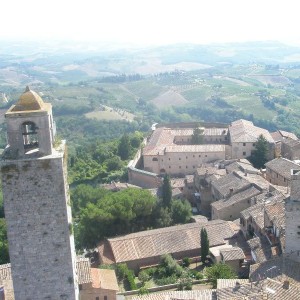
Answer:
2;143;78;300
1;87;78;300
285;169;300;261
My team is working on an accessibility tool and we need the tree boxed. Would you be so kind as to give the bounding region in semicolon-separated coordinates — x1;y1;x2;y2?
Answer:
162;174;172;207
249;134;268;168
0;218;9;264
191;125;204;145
200;228;209;264
171;200;192;224
205;263;237;288
77;188;157;249
118;134;132;160
155;206;172;227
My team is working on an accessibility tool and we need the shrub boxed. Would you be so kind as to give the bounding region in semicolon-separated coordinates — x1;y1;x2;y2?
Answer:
182;257;191;268
143;267;157;277
154;275;177;286
116;263;137;290
124;269;137;291
116;263;128;281
138;286;149;295
160;254;183;277
188;269;203;280
138;270;150;284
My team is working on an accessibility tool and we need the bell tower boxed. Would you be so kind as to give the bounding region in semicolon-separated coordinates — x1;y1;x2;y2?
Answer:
1;87;78;299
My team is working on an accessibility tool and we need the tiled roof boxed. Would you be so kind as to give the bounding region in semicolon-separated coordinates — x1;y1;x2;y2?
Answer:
0;264;11;280
170;178;185;188
234;171;270;191
220;247;245;261
211;172;251;198
204;128;228;136
191;215;208;223
247;236;272;263
217;279;249;289
279;130;298;141
196;166;220;176
91;268;119;291
217;277;300;300
229;119;274;143
212;186;261;210
185;174;194;183
265;158;300;179
76;257;92;284
132;289;216;300
99;220;235;264
249;256;300;286
282;138;300;148
265;201;285;229
240;203;264;220
225;160;260;175
143;126;227;156
0;264;13;300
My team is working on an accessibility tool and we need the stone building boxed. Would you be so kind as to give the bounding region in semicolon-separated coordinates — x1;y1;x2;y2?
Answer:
281;138;300;160
228;119;275;160
77;258;118;300
98;220;236;272
265;157;300;187
0;87;78;300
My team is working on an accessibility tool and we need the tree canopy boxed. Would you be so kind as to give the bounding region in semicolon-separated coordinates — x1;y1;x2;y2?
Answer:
162;174;172;207
191;125;204;145
205;263;237;288
76;188;157;249
73;184;193;250
249;134;268;168
0;218;9;264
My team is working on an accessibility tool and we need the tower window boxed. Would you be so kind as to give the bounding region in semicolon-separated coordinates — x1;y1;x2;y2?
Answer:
22;121;39;151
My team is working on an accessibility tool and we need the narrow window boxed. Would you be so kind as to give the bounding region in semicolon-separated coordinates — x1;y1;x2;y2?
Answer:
243;152;246;156
243;143;246;146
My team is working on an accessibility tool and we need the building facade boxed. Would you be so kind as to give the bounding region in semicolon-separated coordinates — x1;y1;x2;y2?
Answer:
1;87;78;300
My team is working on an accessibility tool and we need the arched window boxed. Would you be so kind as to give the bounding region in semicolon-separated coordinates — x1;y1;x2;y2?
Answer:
160;168;166;173
22;122;39;151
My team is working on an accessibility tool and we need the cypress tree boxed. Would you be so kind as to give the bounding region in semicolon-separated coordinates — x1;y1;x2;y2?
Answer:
200;227;209;264
162;174;172;208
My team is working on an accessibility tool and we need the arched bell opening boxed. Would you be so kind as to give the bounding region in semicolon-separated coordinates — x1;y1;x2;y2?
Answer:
22;121;39;151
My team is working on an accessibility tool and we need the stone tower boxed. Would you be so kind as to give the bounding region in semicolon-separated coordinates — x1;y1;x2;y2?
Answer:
285;169;300;260
1;87;78;300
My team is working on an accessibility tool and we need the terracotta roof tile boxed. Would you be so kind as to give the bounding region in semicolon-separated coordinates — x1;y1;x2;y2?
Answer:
99;220;235;263
212;186;261;210
91;268;118;291
220;247;245;261
247;236;272;263
229;120;274;143
211;172;251;198
0;264;11;280
76;257;92;284
265;158;300;180
217;277;300;300
132;289;217;300
217;279;249;289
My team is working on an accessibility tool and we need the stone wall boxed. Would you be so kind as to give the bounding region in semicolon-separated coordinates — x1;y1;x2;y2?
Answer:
1;144;78;300
285;170;300;259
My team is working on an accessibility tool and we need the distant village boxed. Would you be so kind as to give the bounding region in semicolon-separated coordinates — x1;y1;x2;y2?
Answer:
2;87;300;300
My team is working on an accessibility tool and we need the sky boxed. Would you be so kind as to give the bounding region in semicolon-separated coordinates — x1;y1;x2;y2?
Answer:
1;0;300;46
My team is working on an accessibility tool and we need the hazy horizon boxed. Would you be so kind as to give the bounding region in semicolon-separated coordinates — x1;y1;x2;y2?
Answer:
1;0;300;48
